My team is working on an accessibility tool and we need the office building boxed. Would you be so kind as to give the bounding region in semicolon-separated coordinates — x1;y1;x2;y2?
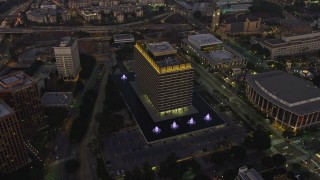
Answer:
253;32;320;59
246;71;320;131
134;41;194;116
0;71;45;135
0;100;29;173
53;37;81;81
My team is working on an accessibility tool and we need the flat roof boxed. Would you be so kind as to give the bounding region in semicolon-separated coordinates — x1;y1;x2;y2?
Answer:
265;39;287;45
246;71;320;115
42;92;73;106
183;39;242;64
188;34;222;46
147;42;177;57
0;71;34;91
113;33;134;43
0;100;13;117
209;50;233;60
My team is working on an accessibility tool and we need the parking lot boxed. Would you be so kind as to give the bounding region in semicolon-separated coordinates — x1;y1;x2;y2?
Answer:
103;120;246;175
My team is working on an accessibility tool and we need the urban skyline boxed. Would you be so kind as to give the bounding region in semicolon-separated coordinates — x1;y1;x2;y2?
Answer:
0;0;320;180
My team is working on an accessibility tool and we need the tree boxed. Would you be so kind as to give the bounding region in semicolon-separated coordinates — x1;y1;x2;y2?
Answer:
223;169;237;180
291;162;301;171
272;154;286;166
211;151;230;164
261;156;274;168
193;11;202;19
252;131;271;150
65;159;80;174
230;146;246;159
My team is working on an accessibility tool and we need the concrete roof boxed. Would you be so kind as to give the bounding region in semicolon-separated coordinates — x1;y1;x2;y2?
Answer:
0;100;13;118
41;92;73;107
246;71;320;115
0;71;34;92
147;42;177;57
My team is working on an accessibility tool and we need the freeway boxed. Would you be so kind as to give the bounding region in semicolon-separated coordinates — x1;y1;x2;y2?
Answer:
0;23;192;34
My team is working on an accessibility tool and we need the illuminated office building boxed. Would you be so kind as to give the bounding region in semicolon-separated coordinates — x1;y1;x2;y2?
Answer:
134;41;194;116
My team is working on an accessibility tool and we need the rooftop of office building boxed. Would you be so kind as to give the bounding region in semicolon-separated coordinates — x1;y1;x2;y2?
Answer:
0;71;34;91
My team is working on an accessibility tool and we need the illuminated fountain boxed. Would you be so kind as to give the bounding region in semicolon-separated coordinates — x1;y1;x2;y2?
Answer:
187;118;196;125
204;114;212;121
121;74;127;80
171;121;179;130
152;126;161;134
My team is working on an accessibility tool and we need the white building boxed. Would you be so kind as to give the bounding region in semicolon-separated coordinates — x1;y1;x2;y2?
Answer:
26;9;57;24
254;32;320;59
53;37;81;81
236;166;264;180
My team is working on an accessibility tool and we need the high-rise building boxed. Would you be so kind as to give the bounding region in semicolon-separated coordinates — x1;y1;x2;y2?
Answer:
134;41;194;116
0;100;29;173
0;71;45;136
53;37;81;81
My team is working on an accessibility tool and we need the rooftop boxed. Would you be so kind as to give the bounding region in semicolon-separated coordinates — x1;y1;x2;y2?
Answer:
0;71;34;91
246;71;320;115
113;33;134;43
59;37;72;47
136;41;192;74
147;42;177;57
0;100;13;118
42;92;73;107
188;34;222;47
209;50;233;60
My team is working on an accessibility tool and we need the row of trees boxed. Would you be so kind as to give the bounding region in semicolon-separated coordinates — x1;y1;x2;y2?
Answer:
211;145;247;165
96;75;126;134
69;89;98;143
79;54;96;79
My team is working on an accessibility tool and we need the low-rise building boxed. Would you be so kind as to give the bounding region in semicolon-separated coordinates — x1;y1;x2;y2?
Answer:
246;71;320;131
182;33;245;69
236;166;264;180
253;32;320;59
26;8;57;24
220;13;261;35
113;33;134;44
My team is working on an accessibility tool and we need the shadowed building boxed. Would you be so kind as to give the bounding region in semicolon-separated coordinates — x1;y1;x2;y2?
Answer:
134;41;194;116
0;100;29;173
246;71;320;131
0;71;45;136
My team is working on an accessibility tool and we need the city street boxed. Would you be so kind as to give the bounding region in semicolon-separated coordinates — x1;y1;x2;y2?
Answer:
45;61;110;180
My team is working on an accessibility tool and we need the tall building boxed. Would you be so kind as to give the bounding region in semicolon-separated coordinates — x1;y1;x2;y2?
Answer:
0;100;29;173
212;8;220;30
134;41;194;116
0;71;45;136
53;37;81;81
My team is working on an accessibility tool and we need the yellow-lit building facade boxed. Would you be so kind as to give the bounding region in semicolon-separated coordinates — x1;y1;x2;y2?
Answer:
134;41;194;115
